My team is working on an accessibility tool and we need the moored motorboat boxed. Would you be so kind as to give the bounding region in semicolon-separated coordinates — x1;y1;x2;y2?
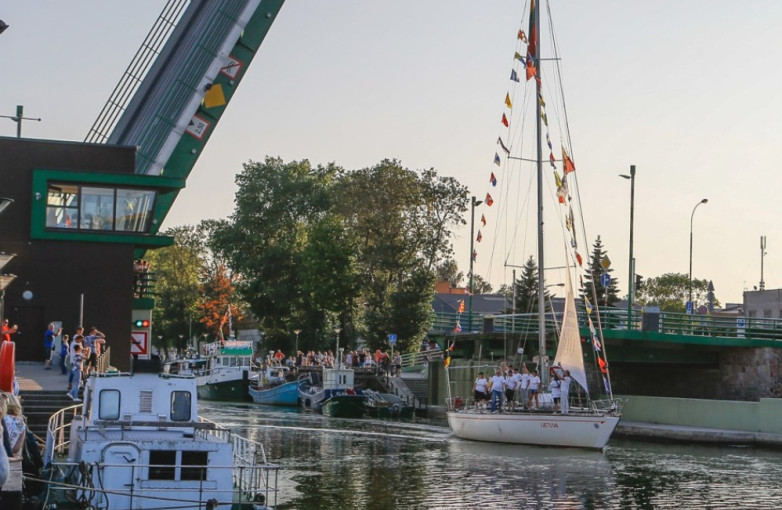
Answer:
249;366;299;406
195;339;256;402
320;394;367;418
365;391;414;419
298;366;358;410
44;359;279;509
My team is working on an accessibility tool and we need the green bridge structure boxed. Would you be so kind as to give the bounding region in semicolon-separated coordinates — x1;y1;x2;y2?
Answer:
428;307;782;367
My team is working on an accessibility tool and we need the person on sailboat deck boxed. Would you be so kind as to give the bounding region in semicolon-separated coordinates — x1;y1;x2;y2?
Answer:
550;373;562;413
473;372;488;409
528;370;541;409
489;369;505;413
520;365;531;409
505;367;521;411
560;370;572;414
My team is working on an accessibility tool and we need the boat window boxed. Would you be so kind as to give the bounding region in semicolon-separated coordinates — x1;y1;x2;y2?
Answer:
181;451;209;481
148;450;176;480
170;391;191;421
98;390;121;420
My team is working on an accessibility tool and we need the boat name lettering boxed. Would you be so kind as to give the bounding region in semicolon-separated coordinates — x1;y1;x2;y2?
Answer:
540;422;559;428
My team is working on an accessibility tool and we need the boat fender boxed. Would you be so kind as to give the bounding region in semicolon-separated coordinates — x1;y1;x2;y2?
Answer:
454;397;463;409
392;403;401;414
0;341;15;393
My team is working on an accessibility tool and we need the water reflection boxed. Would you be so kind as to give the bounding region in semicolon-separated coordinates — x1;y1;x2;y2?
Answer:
201;402;782;509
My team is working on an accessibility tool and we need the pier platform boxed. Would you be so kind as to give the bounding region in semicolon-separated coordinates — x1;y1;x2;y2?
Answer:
15;361;69;391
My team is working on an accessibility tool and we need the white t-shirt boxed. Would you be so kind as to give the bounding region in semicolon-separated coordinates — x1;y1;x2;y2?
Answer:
550;379;561;398
490;374;505;392
561;375;571;394
529;375;541;391
474;376;488;393
507;372;521;390
520;373;530;389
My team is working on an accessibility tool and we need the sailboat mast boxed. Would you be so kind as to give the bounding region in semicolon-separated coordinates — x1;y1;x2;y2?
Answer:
533;0;546;372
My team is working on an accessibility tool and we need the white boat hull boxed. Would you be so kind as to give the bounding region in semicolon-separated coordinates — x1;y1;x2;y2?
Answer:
447;411;620;450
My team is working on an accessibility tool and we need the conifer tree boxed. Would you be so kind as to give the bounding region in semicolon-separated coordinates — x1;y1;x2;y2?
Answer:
581;235;620;307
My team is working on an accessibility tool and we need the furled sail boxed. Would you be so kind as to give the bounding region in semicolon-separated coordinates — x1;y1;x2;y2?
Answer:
554;270;589;393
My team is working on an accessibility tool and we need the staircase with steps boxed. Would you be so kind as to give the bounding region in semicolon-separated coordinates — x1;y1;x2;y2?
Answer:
19;391;78;439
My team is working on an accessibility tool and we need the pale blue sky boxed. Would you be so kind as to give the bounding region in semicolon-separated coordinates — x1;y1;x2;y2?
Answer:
3;1;782;304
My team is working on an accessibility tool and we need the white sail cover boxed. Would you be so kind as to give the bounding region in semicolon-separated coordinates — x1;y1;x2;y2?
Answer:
554;271;589;393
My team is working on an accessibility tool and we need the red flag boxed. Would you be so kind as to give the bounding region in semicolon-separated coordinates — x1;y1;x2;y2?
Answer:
458;299;465;313
490;172;497;186
518;30;527;43
526;61;536;81
501;113;509;127
598;356;607;374
485;193;493;206
576;252;583;266
476;231;482;243
481;214;487;227
562;146;576;173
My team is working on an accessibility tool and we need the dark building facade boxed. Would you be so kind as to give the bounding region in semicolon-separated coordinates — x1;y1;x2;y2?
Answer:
0;137;182;371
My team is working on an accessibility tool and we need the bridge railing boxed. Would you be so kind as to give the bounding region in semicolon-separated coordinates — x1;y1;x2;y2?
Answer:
430;307;782;342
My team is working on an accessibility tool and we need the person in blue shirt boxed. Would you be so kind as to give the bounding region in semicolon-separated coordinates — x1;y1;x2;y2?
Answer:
43;323;62;370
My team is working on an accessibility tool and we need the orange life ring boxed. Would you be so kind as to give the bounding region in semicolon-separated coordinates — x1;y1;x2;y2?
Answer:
0;341;15;393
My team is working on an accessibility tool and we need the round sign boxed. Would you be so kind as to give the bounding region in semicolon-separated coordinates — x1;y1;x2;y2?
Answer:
600;273;611;287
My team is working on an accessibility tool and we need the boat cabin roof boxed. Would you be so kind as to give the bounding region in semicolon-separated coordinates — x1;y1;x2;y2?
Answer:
83;372;199;426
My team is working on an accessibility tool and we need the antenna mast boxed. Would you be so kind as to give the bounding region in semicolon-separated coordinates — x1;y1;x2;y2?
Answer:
760;236;767;291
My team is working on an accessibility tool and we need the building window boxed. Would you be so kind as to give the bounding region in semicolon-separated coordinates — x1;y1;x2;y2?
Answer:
46;183;156;233
749;310;757;318
764;309;772;319
98;390;121;420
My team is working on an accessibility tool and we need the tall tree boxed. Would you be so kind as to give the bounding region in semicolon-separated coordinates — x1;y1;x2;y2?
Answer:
513;256;549;314
581;235;620;307
146;226;205;351
436;259;463;288
211;157;340;348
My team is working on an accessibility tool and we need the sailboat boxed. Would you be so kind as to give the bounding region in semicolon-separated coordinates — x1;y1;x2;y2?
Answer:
445;0;622;450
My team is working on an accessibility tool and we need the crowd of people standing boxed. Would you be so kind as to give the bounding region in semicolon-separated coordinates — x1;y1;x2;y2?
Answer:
473;363;572;414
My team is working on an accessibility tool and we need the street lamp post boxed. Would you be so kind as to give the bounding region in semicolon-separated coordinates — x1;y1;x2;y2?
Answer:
688;198;709;311
293;329;302;354
332;326;342;367
468;195;483;333
178;334;184;356
619;166;636;329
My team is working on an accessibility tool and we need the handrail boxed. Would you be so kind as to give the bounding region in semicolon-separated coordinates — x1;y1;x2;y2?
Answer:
430;306;782;342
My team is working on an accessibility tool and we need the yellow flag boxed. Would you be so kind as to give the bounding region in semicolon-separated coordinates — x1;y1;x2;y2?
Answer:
505;93;512;109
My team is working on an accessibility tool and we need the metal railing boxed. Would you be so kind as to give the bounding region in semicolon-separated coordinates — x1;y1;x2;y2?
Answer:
431;307;782;342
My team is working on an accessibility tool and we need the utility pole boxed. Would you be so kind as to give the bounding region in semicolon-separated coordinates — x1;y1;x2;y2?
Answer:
0;105;42;137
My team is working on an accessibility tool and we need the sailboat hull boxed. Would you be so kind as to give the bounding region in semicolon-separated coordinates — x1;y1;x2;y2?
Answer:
447;410;620;450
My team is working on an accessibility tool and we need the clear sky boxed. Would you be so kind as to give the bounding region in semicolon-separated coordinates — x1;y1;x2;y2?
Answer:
2;1;782;305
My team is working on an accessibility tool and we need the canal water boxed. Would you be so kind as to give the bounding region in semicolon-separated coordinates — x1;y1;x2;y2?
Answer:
200;402;782;509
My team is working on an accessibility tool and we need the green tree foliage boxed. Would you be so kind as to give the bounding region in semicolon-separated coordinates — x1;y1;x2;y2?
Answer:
581;235;620;307
513;256;549;314
471;274;493;294
436;259;463;287
146;226;205;352
212;157;466;354
635;273;719;312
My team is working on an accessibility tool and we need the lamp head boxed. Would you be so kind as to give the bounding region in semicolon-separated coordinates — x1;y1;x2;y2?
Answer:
700;198;708;204
0;20;8;36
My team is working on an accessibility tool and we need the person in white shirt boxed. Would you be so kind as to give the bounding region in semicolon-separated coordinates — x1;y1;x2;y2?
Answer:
505;367;522;410
473;372;488;409
528;370;541;409
489;370;505;413
560;370;572;414
519;365;531;409
550;373;562;413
